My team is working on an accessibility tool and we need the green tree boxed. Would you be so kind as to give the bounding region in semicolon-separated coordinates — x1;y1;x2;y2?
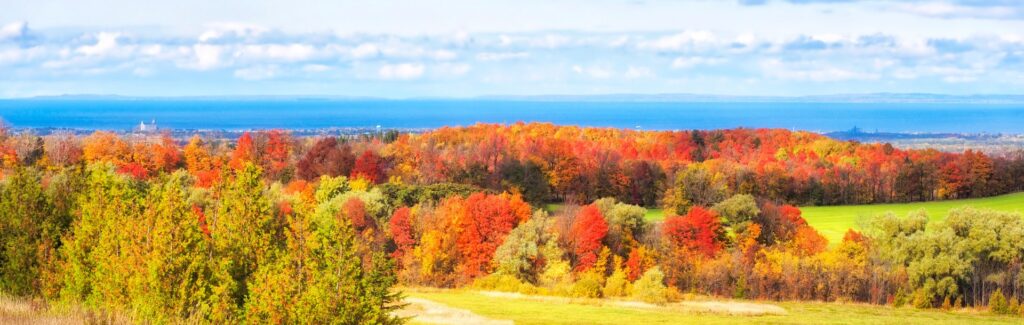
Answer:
127;171;216;322
0;167;57;296
210;162;276;319
60;163;146;308
492;210;552;284
711;194;760;231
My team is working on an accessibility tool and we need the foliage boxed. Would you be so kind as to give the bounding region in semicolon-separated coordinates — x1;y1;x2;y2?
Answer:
631;267;668;304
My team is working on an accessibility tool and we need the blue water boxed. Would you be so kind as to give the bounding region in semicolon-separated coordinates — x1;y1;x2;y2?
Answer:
0;99;1021;133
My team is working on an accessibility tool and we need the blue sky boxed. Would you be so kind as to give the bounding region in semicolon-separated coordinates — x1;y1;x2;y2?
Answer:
1;0;1023;98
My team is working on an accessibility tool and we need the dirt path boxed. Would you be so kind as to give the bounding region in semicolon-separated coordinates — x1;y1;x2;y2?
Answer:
397;297;514;325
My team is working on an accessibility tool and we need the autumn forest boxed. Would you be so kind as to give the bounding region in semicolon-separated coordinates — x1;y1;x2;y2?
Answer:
2;122;1024;323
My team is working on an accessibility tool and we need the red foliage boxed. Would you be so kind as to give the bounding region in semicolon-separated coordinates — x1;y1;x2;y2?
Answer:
792;226;828;256
569;204;609;271
296;137;355;181
153;133;182;172
388;207;415;260
192;205;211;237
456;193;532;278
662;206;724;258
351;149;383;183
229;131;255;170
342;197;368;229
625;247;654;281
117;162;148;180
262;130;291;178
843;229;866;244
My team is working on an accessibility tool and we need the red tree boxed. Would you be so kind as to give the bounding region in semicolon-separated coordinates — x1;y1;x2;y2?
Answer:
456;193;532;278
389;207;415;260
662;206;724;258
569;204;609;271
262;130;291;178
351;149;384;183
342;197;368;229
229;131;255;170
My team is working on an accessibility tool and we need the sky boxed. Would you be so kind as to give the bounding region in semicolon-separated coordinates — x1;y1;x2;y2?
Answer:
1;0;1024;98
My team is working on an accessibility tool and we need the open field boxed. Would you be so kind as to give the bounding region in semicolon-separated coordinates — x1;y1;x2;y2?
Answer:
401;288;1020;325
801;192;1024;243
548;192;1024;244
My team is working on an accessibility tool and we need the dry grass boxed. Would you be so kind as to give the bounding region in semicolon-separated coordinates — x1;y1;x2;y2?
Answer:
0;295;133;325
398;296;513;325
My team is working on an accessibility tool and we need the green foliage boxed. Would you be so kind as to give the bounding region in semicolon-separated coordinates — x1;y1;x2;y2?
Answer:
538;240;573;295
663;163;727;215
0;167;57;296
60;163;147;307
378;182;485;209
712;194;760;230
603;265;630;298
631;267;668;304
315;174;350;204
126;171;216;322
571;271;605;299
492;210;551;283
990;289;1009;314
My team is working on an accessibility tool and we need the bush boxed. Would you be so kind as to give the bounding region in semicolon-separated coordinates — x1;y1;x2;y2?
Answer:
631;268;668;304
603;268;630;298
473;274;530;293
893;290;908;308
1009;296;1020;315
990;289;1009;314
912;289;932;309
571;272;604;298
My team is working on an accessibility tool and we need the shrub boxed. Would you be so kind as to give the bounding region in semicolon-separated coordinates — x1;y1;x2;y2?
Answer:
912;289;932;309
990;289;1009;314
571;272;604;298
1009;296;1020;315
473;274;529;293
603;268;630;298
631;268;668;304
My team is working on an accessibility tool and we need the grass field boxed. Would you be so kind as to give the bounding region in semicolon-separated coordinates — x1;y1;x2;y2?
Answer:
403;289;1021;325
547;192;1024;244
801;192;1024;243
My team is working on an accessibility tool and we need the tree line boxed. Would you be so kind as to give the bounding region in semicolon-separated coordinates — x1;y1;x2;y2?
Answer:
2;123;1024;322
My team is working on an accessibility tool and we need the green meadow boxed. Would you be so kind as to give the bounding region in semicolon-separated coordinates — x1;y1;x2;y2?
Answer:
548;192;1024;243
801;192;1024;243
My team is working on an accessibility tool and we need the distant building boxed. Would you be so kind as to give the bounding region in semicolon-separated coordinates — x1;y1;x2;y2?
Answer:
137;119;158;133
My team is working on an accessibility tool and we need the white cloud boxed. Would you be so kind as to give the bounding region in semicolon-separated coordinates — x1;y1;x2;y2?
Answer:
350;43;380;59
76;32;121;56
572;65;612;79
435;63;471;76
639;31;716;51
239;43;317;61
625;66;654;79
897;3;1021;20
476;51;529;61
190;44;223;70
198;22;267;42
378;63;424;80
761;59;880;82
671;56;726;69
0;21;28;40
302;64;332;72
432;49;458;61
233;65;278;80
